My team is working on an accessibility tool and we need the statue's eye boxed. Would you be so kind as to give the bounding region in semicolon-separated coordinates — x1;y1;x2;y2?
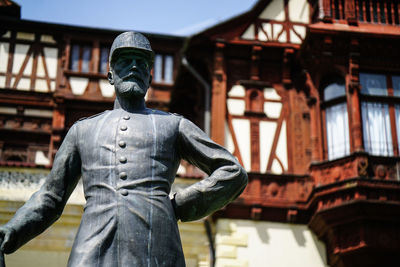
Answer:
138;60;149;70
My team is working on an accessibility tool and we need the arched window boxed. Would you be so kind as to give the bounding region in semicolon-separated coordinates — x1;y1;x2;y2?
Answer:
323;77;350;160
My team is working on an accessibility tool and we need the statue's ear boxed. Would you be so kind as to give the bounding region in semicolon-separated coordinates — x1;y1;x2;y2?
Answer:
108;71;114;85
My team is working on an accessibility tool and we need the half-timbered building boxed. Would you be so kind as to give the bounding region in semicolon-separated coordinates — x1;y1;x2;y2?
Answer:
1;0;400;266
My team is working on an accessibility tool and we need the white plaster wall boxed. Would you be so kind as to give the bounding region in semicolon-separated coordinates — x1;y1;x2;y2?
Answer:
69;77;88;95
217;219;329;267
12;44;29;74
232;119;251;172
224;121;235;154
294;25;307;39
24;109;53;118
289;0;309;23
0;75;5;88
264;87;281;100
16;32;35;41
241;24;255;40
36;54;46;77
271;159;283;174
258;28;268;41
273;24;283;41
0;107;17;114
227;99;245;116
262;23;272;41
290;29;302;44
0;42;9;73
259;121;277;173
276;121;288;171
259;0;285;21
43;47;58;79
278;31;287;43
35;151;50;165
228;85;245;97
34;79;48;92
51;81;56;91
264;102;282;118
16;78;30;91
99;79;115;97
40;34;56;44
22;54;33;76
2;31;11;38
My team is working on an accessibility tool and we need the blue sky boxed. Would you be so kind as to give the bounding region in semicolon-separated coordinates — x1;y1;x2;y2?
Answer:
14;0;258;36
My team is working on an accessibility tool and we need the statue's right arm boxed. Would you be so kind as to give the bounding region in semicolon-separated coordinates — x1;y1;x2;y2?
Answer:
0;123;82;254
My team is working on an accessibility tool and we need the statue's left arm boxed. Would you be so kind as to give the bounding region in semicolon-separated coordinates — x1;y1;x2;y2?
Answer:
173;117;248;222
0;123;82;253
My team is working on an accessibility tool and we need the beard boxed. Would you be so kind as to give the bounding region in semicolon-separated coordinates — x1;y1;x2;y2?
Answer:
115;80;147;98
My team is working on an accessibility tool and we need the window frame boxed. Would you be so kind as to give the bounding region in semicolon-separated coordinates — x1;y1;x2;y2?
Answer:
320;76;351;160
69;43;92;73
153;53;174;84
359;71;400;156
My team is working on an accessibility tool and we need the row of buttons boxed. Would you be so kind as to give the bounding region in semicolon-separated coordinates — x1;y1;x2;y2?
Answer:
119;114;130;195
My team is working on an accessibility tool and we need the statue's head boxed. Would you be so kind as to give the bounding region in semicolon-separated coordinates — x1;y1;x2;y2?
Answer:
108;32;154;99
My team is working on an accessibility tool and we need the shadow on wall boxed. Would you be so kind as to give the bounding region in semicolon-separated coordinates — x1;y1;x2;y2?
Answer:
254;222;306;246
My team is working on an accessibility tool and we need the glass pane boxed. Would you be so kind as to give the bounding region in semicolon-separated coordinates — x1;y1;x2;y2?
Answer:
362;102;393;156
360;73;387;96
99;47;109;74
395;105;400;153
326;102;350;160
81;46;91;73
164;55;173;83
323;81;346;101
393;76;400;97
70;44;80;71
154;54;162;82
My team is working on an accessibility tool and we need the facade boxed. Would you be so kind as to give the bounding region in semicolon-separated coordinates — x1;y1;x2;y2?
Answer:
1;0;400;267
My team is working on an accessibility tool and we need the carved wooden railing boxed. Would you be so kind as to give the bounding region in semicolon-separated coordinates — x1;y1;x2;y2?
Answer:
312;0;400;25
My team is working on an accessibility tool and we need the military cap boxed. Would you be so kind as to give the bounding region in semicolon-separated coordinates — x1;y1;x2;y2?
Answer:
109;32;154;66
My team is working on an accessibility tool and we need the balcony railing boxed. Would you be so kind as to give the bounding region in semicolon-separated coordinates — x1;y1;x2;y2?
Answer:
313;0;400;25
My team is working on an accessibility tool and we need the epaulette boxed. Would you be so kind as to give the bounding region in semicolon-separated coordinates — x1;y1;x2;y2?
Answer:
169;112;183;118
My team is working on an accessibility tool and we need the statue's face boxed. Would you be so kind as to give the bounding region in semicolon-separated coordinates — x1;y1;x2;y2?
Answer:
109;49;152;98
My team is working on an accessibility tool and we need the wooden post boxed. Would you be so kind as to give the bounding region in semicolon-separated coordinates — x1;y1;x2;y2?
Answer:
210;42;227;145
348;38;363;152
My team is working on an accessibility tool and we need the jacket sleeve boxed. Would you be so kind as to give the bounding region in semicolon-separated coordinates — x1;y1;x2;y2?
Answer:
173;117;247;222
2;123;82;253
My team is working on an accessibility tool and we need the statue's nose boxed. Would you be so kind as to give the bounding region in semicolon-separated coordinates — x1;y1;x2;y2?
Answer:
129;59;138;71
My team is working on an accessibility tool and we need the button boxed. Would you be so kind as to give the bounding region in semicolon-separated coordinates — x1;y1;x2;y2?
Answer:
123;115;130;120
119;156;127;163
120;125;127;131
119;140;126;148
120;189;128;196
119;172;127;180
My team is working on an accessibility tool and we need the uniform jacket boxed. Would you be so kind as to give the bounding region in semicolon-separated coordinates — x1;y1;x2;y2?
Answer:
3;107;247;266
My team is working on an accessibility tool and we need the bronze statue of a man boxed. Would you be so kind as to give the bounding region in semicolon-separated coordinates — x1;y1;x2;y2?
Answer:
0;32;247;267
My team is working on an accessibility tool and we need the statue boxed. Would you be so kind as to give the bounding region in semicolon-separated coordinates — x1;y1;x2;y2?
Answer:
0;32;247;266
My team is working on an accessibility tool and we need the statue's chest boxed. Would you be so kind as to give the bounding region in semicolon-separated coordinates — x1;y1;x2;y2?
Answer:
80;113;178;163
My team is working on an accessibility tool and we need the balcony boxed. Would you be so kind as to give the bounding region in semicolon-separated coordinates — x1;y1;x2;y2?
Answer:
313;0;400;26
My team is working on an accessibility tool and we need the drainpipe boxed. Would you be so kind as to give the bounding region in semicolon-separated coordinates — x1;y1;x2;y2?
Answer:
204;218;215;267
181;57;211;137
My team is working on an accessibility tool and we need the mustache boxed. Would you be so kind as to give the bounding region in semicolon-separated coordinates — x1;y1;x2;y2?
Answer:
122;71;143;81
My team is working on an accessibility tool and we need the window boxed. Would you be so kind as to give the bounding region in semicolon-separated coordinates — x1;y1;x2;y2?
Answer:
70;44;91;73
99;46;109;74
153;54;174;84
323;77;350;160
360;73;400;156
